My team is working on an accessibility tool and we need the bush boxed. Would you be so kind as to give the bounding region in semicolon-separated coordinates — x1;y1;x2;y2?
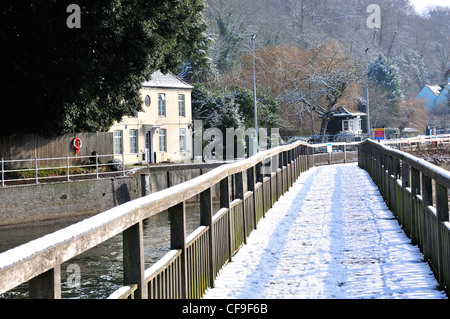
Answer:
107;159;123;171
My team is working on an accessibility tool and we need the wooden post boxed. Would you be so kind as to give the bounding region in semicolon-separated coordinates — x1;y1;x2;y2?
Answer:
401;161;410;188
421;174;432;207
200;187;215;288
220;177;232;262
421;173;433;261
29;266;61;299
401;161;410;226
436;182;449;223
169;202;187;299
393;157;401;180
256;162;265;217
436;182;449;287
123;221;147;299
235;172;246;243
278;151;284;197
247;166;257;229
411;167;420;196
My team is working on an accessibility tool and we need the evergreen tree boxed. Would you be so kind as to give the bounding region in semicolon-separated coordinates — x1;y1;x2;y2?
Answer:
367;54;403;103
230;86;286;130
191;84;244;130
0;0;207;136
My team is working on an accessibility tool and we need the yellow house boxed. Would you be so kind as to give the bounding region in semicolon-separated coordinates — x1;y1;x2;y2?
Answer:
109;70;194;164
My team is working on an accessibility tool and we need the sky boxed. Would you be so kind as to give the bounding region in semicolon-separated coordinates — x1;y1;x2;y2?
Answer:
409;0;450;13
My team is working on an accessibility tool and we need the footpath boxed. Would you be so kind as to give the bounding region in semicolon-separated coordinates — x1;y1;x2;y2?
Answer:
203;163;447;299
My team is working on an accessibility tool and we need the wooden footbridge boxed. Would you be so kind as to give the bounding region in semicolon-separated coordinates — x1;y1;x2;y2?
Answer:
0;139;448;299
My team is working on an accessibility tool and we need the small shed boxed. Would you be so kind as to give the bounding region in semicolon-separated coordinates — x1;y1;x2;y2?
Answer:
327;106;366;135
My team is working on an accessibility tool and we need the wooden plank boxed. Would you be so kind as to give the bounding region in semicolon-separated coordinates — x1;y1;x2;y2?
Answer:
123;221;147;299
169;202;187;299
200;187;215;288
29;266;61;299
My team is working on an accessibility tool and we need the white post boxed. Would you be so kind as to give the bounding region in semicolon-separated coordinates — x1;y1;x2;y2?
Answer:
66;156;70;181
1;158;4;187
96;153;99;179
35;158;39;184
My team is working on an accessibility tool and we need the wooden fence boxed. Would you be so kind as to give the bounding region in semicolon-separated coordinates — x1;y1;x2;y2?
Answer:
0;133;114;168
358;139;450;295
0;140;314;299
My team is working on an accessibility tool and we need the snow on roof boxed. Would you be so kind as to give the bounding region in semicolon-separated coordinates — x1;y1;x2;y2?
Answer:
426;84;442;96
142;70;194;90
333;106;366;117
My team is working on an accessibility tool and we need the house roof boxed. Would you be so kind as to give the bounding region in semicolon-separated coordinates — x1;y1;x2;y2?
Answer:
426;84;442;96
143;70;194;90
333;106;366;117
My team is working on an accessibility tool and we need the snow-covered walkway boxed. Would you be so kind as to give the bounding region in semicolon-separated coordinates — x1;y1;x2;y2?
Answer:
203;163;447;299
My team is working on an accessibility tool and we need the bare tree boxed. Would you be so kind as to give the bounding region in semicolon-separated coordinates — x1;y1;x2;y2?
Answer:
282;41;362;140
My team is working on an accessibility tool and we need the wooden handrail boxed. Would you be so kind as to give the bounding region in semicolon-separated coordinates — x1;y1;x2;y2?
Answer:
358;139;450;295
381;134;450;145
361;139;450;188
0;140;313;297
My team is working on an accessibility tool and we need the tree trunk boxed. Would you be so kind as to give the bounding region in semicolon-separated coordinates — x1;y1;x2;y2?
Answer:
319;116;330;143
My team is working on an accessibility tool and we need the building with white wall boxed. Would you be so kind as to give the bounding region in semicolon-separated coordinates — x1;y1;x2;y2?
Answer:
109;70;194;164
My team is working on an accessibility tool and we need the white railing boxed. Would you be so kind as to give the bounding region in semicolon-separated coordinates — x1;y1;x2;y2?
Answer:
381;134;450;147
0;152;136;186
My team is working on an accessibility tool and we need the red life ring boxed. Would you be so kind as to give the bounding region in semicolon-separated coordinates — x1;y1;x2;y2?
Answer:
73;137;82;154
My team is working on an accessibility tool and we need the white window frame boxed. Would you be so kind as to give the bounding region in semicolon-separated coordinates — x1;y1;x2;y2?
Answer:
179;128;186;151
129;129;138;154
178;94;186;117
342;119;356;132
113;130;123;155
158;93;166;117
159;129;167;152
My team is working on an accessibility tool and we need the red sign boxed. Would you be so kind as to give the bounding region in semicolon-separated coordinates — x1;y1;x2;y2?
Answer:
373;128;385;140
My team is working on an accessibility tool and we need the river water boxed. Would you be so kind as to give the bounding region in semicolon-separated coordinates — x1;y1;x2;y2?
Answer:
0;204;213;299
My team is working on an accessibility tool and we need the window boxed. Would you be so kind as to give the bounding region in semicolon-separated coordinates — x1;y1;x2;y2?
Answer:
113;130;123;155
349;120;354;131
144;95;151;107
343;120;355;132
159;129;167;152
342;120;348;131
129;129;138;153
158;93;166;116
178;94;185;117
179;128;186;151
355;119;361;132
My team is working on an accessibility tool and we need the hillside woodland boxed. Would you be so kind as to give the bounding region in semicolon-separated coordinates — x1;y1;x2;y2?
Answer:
1;1;448;137
185;0;450;136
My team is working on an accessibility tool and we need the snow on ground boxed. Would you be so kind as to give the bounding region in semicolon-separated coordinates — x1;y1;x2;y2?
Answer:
203;163;447;299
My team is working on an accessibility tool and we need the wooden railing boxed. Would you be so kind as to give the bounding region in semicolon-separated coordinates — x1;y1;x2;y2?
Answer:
358;139;450;295
380;134;450;151
381;134;450;149
0;140;314;299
